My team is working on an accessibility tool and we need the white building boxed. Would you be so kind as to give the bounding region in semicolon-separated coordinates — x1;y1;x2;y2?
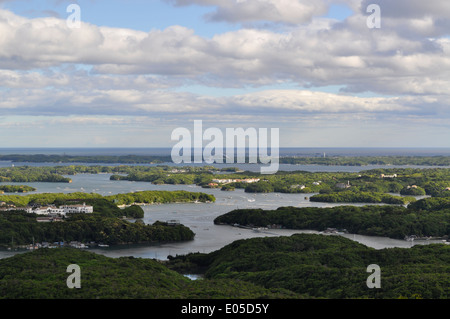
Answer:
61;203;94;214
33;206;65;215
29;203;93;216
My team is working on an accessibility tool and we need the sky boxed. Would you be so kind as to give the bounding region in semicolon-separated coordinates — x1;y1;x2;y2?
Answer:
0;0;449;148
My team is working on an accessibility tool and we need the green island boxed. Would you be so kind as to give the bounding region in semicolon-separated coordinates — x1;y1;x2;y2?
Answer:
0;211;194;247
213;197;450;240
2;165;449;199
309;190;416;205
108;166;450;199
166;234;450;299
0;234;448;299
0;247;296;299
0;185;36;193
0;190;215;247
0;190;215;208
0;158;450;300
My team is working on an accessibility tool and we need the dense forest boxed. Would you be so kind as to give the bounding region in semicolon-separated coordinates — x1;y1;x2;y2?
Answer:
167;234;450;299
0;211;195;246
214;200;450;240
0;190;216;208
0;185;36;193
309;190;416;205
1;234;448;299
0;190;215;246
0;166;72;183
0;248;296;299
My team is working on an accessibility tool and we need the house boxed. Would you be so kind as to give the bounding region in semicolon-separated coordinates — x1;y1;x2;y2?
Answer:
61;203;93;214
211;178;260;184
32;206;65;215
167;220;180;226
381;174;397;178
336;181;351;189
29;203;93;216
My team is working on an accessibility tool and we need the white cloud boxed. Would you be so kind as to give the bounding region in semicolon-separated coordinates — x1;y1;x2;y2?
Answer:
167;0;330;24
0;2;449;147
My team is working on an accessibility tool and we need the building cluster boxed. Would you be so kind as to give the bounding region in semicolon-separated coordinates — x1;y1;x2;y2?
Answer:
381;174;398;178
0;203;93;216
211;178;261;184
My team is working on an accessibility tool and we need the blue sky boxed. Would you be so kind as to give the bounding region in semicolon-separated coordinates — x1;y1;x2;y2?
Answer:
0;0;449;148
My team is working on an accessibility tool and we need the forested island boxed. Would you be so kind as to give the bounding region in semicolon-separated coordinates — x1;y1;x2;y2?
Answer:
0;247;295;299
309;191;416;205
0;234;448;299
0;211;195;247
0;190;215;208
167;234;450;299
0;190;215;247
0;185;36;193
214;197;450;240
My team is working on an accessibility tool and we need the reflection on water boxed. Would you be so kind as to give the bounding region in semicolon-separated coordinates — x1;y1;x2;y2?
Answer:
0;172;446;260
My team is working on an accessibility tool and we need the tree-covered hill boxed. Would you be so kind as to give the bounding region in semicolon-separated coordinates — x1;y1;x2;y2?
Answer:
0;211;195;246
0;248;298;299
213;203;450;240
167;234;450;299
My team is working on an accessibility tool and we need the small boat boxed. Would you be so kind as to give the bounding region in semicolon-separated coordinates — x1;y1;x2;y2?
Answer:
98;244;109;248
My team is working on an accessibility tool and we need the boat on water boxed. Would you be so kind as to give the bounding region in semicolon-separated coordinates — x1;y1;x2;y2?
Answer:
98;244;109;248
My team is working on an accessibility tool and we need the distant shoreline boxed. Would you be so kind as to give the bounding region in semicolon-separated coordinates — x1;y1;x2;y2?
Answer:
1;147;450;157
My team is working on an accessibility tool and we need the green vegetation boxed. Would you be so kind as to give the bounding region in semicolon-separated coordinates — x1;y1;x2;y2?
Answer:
2;165;450;200
0;185;36;193
2;234;448;299
309;190;416;205
0;190;215;208
0;248;297;299
214;201;450;240
0;166;71;183
167;234;450;299
0;154;172;164
0;211;194;246
400;186;426;196
2;154;450;166
279;155;450;166
0;190;215;246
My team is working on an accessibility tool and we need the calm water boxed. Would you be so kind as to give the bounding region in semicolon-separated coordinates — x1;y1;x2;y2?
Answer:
0;173;444;260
